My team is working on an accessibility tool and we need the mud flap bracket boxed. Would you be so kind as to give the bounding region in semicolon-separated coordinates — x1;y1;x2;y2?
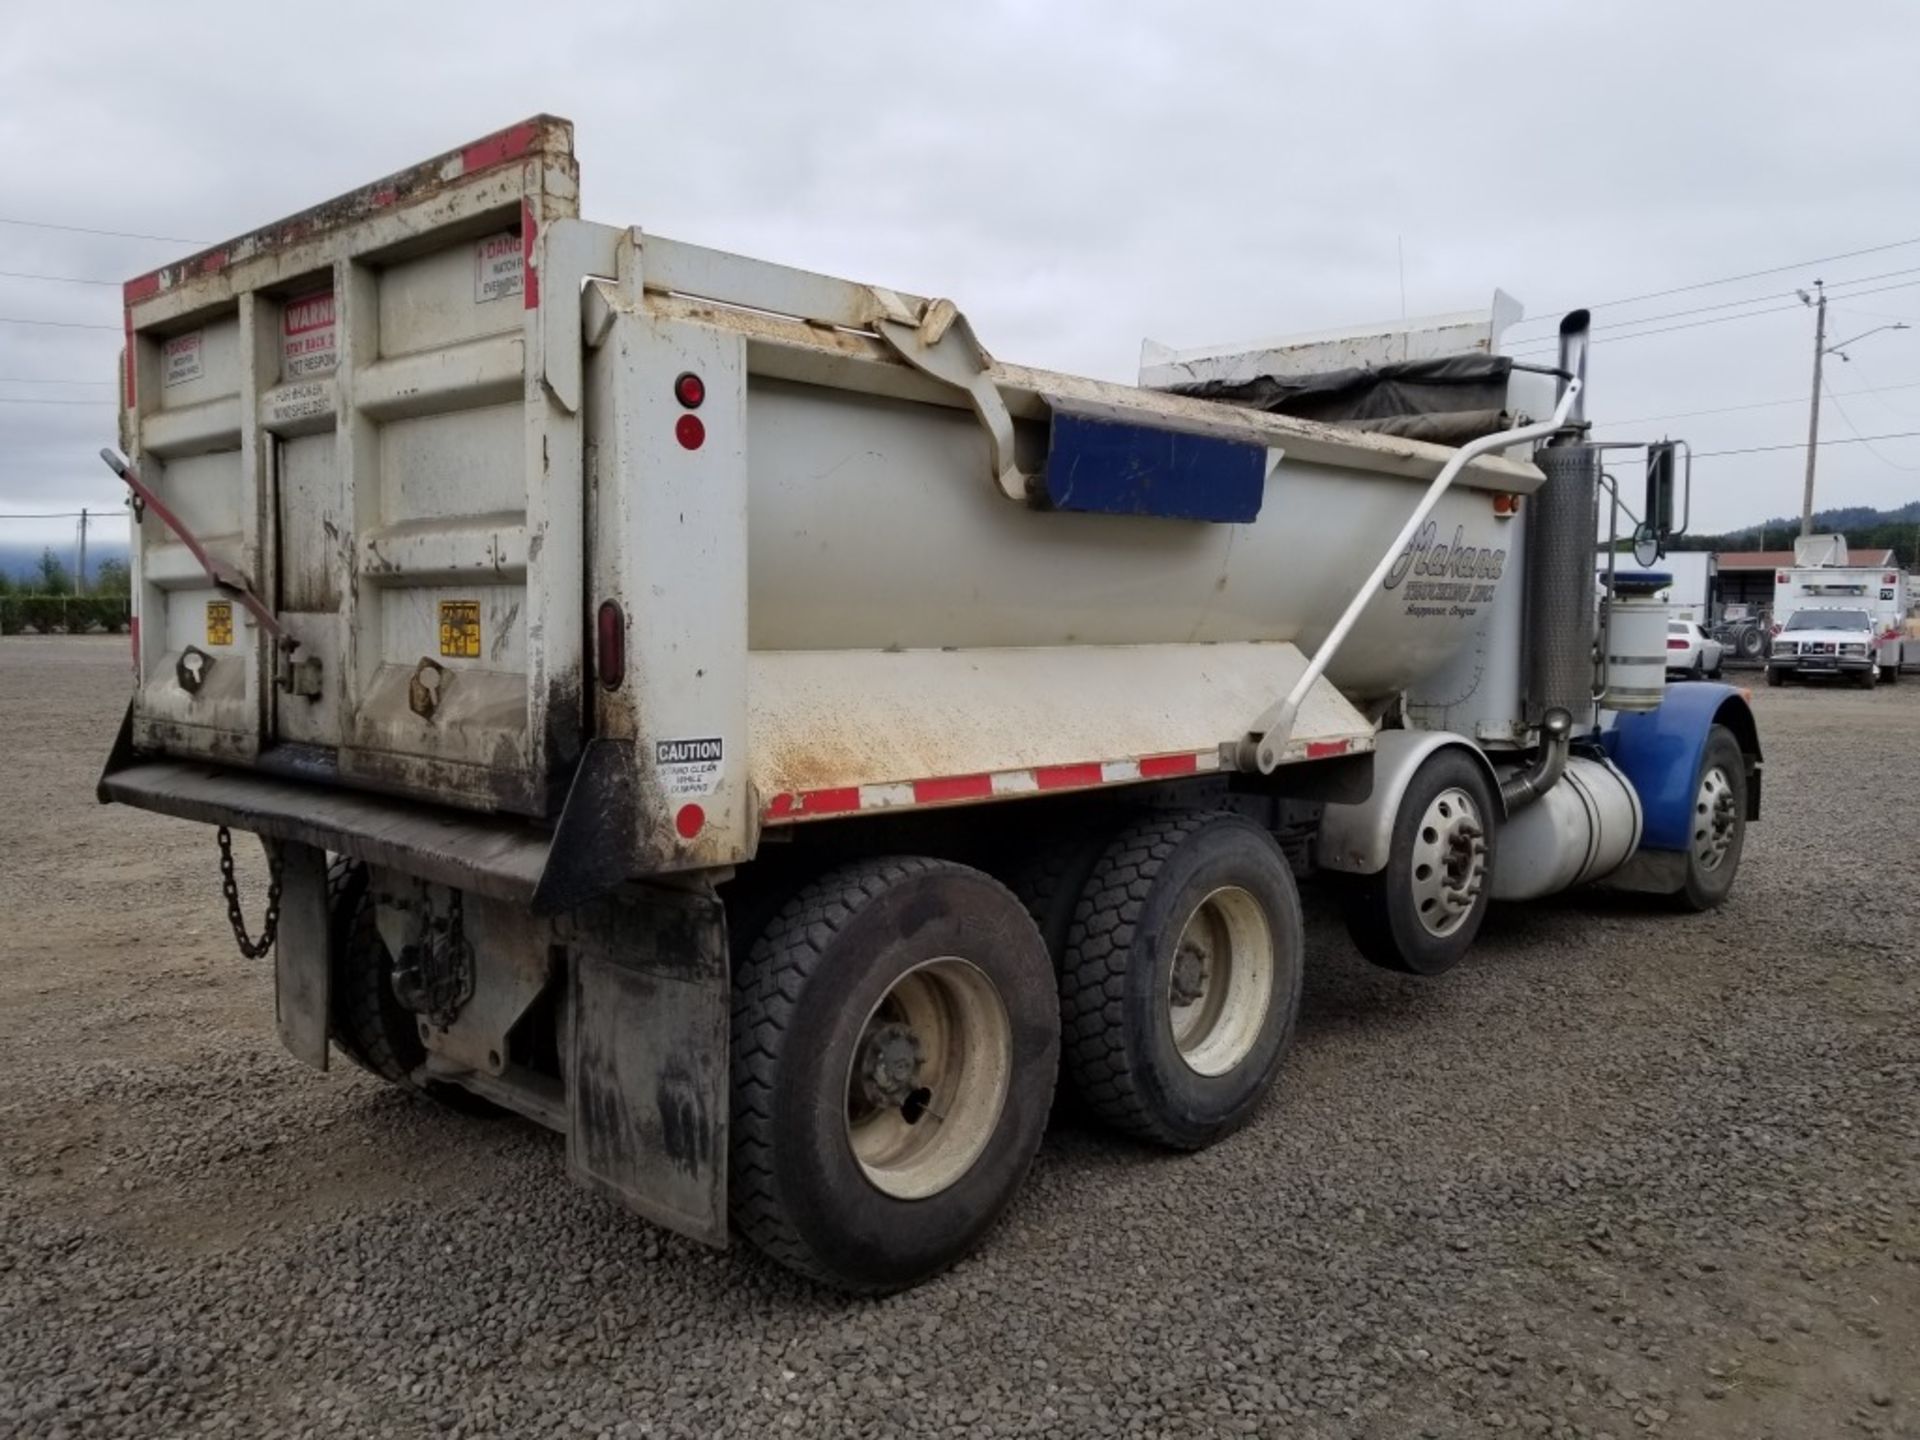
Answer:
566;881;729;1248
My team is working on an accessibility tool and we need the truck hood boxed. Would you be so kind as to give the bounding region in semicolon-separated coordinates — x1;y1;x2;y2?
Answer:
1778;628;1872;644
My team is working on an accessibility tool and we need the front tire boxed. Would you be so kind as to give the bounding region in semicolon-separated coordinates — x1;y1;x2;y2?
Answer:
1058;812;1303;1150
729;858;1057;1292
1673;724;1748;912
1341;748;1498;976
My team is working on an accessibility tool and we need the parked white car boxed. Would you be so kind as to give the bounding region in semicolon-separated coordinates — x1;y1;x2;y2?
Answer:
1667;620;1724;679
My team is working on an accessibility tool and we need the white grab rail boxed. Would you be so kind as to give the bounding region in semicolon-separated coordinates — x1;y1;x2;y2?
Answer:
1242;378;1583;771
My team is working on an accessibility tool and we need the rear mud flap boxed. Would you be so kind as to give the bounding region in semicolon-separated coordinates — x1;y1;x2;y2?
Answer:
567;882;730;1248
274;841;333;1071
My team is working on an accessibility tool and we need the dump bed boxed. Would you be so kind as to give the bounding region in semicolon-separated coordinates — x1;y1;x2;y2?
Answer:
121;117;584;815
114;117;1548;882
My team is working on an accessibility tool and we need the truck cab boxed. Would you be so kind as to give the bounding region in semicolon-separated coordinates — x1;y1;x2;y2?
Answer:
1766;606;1885;687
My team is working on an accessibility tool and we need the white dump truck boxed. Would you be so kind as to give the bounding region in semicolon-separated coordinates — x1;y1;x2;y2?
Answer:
99;117;1762;1291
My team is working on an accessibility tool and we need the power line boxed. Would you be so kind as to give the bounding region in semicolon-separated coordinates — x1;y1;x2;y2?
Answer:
1571;263;1920;336
1505;232;1920;328
0;215;208;245
0;316;120;331
0;268;118;288
0;510;98;520
1597;377;1920;428
0;397;113;406
1687;429;1920;460
1507;276;1920;355
1821;381;1920;472
0;376;114;386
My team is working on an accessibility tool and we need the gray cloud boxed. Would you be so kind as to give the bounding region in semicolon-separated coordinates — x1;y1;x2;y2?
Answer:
4;0;1918;551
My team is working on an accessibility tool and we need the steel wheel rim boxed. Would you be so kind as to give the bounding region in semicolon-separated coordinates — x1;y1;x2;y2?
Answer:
1166;886;1275;1077
1693;766;1738;872
844;957;1011;1201
1410;787;1486;938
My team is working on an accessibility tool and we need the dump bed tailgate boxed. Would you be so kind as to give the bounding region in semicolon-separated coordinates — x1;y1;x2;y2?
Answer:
122;117;586;815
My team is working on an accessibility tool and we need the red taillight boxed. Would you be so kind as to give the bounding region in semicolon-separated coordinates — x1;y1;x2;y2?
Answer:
596;599;626;690
675;413;705;450
1776;573;1789;584
1667;638;1688;650
673;371;705;408
1491;492;1521;518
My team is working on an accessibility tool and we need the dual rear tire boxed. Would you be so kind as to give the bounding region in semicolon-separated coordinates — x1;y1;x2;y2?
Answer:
728;815;1306;1290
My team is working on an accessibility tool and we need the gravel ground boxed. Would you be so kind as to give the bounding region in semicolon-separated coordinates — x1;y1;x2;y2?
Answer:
1;635;1915;1440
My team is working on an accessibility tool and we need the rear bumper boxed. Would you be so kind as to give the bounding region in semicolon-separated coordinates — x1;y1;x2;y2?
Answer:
98;700;549;902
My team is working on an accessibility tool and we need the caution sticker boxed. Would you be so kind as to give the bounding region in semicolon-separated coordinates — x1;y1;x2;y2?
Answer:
655;737;724;798
205;599;233;646
438;600;481;658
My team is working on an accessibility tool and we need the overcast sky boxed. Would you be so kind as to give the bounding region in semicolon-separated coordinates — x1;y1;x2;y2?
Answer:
5;0;1919;556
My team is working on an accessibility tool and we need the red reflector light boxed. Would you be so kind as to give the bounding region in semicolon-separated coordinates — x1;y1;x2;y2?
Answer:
596;599;625;690
1776;573;1788;584
675;414;705;450
675;803;705;840
673;371;705;408
1491;492;1521;517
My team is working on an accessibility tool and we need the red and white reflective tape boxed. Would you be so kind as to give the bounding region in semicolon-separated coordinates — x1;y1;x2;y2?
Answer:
762;734;1368;823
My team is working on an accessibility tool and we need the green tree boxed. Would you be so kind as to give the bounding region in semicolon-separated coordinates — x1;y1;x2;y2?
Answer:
34;548;72;596
92;557;131;596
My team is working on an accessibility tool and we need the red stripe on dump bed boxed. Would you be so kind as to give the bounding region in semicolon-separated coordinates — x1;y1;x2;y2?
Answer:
521;201;540;309
1138;752;1201;779
913;773;994;805
461;121;542;175
1035;761;1105;791
123;272;162;305
1305;739;1353;759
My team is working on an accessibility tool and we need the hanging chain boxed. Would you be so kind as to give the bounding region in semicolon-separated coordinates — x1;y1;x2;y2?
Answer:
216;825;283;959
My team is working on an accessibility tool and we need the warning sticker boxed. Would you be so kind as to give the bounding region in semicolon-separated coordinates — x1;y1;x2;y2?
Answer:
438;600;481;658
205;599;233;647
474;232;523;303
282;292;337;378
655;737;724;797
162;331;204;388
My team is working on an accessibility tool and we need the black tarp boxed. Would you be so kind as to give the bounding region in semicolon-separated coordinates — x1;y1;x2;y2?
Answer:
1169;353;1518;444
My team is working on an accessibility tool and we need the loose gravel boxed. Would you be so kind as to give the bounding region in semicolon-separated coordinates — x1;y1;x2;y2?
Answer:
1;637;1915;1439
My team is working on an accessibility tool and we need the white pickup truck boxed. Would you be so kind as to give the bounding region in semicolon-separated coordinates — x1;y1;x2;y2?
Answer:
1765;606;1890;687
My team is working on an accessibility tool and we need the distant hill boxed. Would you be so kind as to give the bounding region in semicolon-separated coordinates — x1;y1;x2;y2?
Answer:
0;540;130;586
1673;500;1920;565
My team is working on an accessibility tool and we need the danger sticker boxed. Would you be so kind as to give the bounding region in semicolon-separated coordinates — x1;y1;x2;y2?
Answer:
162;331;204;388
656;737;724;797
438;600;481;658
474;232;523;303
282;292;337;377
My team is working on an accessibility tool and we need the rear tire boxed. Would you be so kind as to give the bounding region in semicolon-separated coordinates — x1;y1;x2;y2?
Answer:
326;862;499;1114
729;857;1057;1292
1341;748;1498;977
1058;812;1303;1150
1673;725;1747;912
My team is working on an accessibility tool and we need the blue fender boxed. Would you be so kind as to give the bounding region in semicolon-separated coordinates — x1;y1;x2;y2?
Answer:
1601;683;1762;852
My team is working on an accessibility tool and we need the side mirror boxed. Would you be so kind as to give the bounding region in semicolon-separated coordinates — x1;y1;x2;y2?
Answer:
1646;442;1678;538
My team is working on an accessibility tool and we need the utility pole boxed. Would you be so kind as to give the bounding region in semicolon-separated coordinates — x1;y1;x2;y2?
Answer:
76;507;89;595
1800;280;1826;538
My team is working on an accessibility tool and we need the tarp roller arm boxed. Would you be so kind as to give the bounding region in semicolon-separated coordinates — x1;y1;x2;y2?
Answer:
1240;377;1584;771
